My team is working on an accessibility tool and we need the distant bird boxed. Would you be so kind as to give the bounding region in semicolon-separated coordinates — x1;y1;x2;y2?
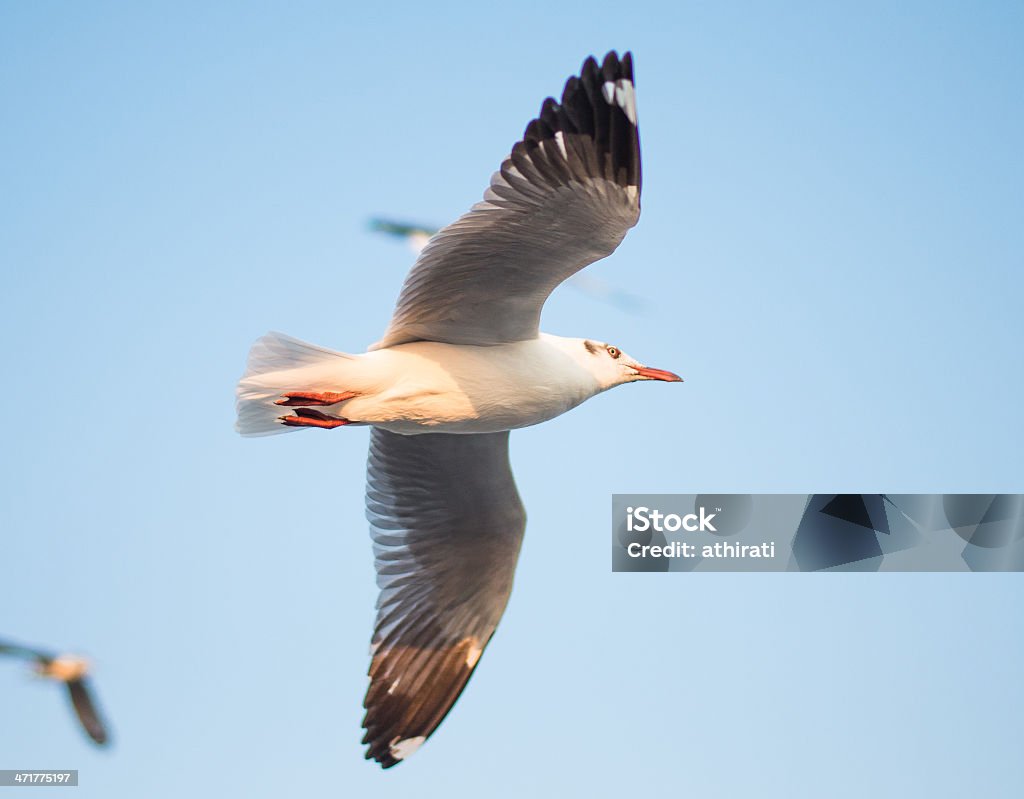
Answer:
368;217;648;313
368;218;437;254
237;51;680;768
0;638;110;745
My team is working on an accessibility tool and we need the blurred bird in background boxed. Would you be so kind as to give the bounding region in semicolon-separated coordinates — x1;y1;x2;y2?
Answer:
368;217;648;314
0;637;111;746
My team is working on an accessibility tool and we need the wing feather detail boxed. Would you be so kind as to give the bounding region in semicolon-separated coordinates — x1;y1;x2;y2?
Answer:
373;51;641;348
362;429;526;768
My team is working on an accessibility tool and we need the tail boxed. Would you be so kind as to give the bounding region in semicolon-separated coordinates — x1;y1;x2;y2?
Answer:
235;332;356;437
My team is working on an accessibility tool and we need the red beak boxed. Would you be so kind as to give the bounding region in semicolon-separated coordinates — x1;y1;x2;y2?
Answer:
634;366;683;382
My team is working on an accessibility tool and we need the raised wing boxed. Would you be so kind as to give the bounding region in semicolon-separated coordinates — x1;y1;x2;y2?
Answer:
373;51;641;349
362;429;526;768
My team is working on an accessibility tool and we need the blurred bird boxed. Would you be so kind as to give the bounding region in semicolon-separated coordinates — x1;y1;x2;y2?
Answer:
368;218;436;254
238;51;679;768
368;217;648;313
0;638;110;745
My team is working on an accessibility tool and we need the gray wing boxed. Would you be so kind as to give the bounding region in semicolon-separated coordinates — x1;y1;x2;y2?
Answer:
362;429;526;768
372;51;641;349
0;639;52;662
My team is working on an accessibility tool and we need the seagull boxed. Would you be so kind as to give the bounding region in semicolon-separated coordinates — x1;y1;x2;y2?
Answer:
368;218;437;254
236;51;680;768
0;638;111;745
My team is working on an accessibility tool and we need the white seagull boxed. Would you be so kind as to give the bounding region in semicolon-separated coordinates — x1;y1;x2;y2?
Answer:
236;51;680;768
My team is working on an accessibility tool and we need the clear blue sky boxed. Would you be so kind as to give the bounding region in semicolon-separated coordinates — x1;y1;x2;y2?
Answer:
2;1;1022;796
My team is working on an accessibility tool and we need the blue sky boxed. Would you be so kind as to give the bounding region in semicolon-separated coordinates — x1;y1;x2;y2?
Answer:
1;1;1022;796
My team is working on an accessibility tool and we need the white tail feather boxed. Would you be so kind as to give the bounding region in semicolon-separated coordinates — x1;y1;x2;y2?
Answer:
236;332;355;437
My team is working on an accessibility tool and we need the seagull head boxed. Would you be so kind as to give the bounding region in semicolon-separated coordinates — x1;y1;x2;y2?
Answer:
569;337;683;389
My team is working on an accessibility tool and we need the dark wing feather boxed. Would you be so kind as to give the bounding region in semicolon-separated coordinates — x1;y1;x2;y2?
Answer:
66;678;110;745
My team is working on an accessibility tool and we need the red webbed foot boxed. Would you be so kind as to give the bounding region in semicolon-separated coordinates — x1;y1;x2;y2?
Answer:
278;408;351;429
274;390;357;407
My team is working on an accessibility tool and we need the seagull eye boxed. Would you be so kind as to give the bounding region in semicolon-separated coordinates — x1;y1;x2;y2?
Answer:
606;346;620;359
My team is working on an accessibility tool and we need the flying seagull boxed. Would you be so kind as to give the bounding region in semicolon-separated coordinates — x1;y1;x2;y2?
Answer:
368;216;648;313
236;51;680;768
368;218;437;254
0;638;110;745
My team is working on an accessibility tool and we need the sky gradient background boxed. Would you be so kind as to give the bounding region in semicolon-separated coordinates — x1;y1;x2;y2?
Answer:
2;2;1022;797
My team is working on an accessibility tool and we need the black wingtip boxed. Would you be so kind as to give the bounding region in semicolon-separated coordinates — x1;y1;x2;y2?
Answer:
621;51;634;81
600;50;619;78
591;50;634;81
363;746;400;769
581;55;600;75
508;50;642;195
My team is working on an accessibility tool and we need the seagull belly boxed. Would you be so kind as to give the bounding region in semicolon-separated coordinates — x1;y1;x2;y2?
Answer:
342;340;597;435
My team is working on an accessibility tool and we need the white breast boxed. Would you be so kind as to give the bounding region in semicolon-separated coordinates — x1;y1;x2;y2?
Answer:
341;336;601;434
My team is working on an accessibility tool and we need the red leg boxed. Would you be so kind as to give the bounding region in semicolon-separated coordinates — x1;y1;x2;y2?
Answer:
279;408;351;429
275;390;357;407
